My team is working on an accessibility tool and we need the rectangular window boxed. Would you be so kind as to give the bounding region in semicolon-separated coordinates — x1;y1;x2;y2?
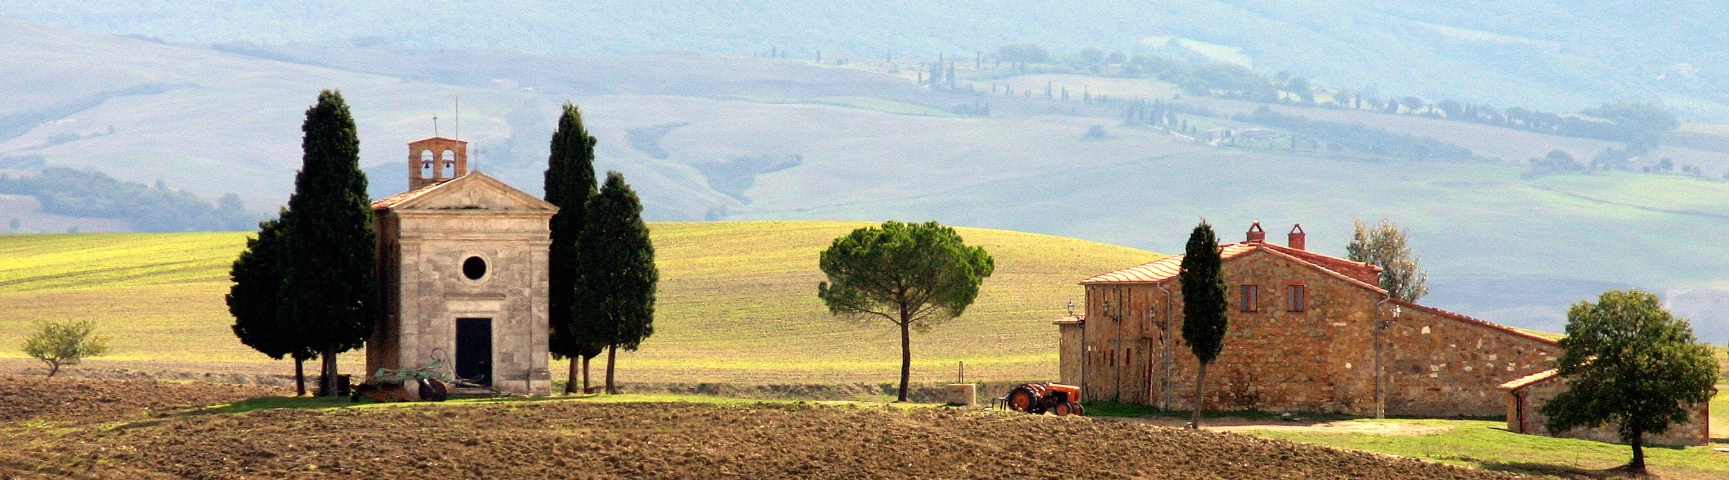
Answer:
1239;285;1260;312
1286;284;1307;312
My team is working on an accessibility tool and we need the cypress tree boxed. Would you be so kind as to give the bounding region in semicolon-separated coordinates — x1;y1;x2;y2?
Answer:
577;172;657;394
281;90;377;397
1179;219;1228;428
544;102;605;394
227;211;317;396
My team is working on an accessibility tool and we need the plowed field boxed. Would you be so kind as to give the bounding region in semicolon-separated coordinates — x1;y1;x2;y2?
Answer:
0;376;1519;479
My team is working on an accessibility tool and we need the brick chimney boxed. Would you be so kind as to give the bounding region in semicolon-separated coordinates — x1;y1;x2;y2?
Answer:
1288;224;1306;250
1246;221;1266;243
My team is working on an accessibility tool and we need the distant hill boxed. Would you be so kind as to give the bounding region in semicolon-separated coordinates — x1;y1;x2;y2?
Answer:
0;18;1722;346
2;1;1723;120
0;223;1162;383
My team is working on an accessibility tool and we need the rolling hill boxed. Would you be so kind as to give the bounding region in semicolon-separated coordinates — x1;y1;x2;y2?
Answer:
0;223;1161;384
0;17;1724;341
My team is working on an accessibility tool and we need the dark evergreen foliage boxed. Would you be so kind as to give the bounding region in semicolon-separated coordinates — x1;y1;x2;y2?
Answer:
577;171;657;394
1179;219;1228;427
543;102;604;393
226;211;315;395
280;90;377;396
1541;290;1718;473
816;220;995;402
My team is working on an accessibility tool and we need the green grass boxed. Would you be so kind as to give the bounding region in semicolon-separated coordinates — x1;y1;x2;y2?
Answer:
0;221;1160;383
1243;419;1726;479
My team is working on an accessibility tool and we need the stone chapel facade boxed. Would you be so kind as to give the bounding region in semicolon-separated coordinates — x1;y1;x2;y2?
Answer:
1057;222;1560;418
366;136;558;395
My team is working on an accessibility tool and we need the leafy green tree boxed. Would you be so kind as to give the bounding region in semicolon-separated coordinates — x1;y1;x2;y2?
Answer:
1179;220;1228;428
577;172;658;394
227;212;317;396
21;319;109;377
281;90;377;397
1541;290;1718;474
817;221;994;402
544;102;605;394
1346;219;1429;302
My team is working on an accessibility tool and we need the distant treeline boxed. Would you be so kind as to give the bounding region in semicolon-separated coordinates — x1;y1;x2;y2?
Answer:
1233;106;1475;162
0;167;258;231
991;43;1680;150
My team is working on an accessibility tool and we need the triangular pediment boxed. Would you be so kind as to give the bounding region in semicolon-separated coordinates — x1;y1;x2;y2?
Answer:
377;172;555;212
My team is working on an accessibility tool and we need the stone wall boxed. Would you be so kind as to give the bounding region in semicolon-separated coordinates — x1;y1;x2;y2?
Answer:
1508;376;1709;446
1381;303;1557;417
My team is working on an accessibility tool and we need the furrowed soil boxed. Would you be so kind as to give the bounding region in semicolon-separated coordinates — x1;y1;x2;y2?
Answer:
0;376;1520;479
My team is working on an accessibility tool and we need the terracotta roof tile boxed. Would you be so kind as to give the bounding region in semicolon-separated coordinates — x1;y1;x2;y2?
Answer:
1079;244;1254;284
371;180;450;211
1498;369;1557;390
1052;315;1085;325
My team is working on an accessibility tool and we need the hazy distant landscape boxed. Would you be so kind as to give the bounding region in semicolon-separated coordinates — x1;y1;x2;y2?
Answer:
0;3;1724;340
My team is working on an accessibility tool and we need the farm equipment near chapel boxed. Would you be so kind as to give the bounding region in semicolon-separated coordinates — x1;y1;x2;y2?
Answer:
998;382;1084;416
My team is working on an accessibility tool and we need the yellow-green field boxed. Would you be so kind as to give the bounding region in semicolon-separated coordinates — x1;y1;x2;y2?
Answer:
0;221;1160;384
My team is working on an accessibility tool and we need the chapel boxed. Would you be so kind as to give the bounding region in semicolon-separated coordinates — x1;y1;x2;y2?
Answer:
365;136;558;395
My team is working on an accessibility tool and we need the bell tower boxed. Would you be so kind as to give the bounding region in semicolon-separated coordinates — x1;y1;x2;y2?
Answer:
408;137;469;190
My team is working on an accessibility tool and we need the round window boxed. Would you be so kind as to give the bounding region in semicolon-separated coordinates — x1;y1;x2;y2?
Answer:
462;256;488;280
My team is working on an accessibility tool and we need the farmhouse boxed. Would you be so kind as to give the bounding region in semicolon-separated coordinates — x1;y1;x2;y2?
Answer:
1056;222;1559;417
365;136;558;395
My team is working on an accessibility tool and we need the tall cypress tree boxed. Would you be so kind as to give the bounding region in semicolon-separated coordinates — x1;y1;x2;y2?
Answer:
227;211;316;396
281;90;377;397
577;172;657;394
544;102;604;394
1179;219;1228;428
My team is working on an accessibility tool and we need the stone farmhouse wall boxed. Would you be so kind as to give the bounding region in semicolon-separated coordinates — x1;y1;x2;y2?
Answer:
1066;241;1558;417
1381;302;1557;417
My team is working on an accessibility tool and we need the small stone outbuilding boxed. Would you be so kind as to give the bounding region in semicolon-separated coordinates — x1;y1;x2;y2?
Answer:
1057;222;1560;417
1501;369;1711;446
366;136;558;395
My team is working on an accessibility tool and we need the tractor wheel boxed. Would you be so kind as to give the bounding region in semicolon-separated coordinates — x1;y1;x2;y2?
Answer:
1006;386;1037;412
1069;402;1085;416
1053;402;1074;416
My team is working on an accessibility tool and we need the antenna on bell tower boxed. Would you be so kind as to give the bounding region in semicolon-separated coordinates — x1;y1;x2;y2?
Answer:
433;114;440;138
454;97;460;141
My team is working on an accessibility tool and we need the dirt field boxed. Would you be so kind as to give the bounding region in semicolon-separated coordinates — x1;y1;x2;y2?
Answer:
0;376;1520;479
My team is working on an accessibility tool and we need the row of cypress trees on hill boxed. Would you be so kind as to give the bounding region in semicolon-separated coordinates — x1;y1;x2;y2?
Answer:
545;102;658;395
227;90;376;396
229;93;656;396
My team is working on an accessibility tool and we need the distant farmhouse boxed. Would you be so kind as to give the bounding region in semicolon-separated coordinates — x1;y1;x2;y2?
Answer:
1056;221;1708;445
366;137;558;396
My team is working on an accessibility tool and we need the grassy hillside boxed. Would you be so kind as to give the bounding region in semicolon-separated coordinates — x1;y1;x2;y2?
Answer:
0;222;1161;383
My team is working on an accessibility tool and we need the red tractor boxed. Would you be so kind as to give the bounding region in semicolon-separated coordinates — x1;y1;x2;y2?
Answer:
1001;382;1084;416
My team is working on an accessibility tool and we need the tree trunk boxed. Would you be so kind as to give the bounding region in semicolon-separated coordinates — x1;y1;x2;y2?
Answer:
581;356;591;392
1627;431;1646;473
898;320;911;403
604;345;618;395
1190;362;1208;429
293;357;306;397
319;346;338;397
46;361;60;378
565;356;579;394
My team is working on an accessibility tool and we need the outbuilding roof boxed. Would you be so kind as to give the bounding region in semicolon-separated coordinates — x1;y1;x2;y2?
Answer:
1498;369;1558;390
